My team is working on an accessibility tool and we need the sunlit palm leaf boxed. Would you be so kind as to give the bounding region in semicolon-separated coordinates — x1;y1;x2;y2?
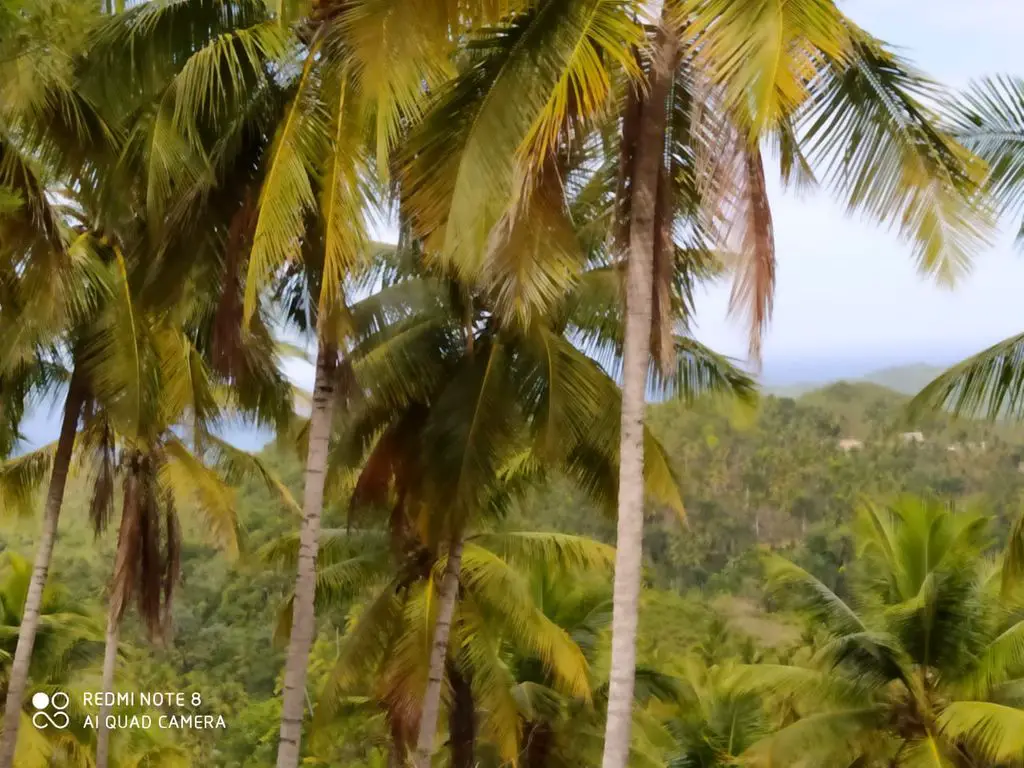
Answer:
244;47;327;322
205;435;300;514
802;26;991;280
401;0;641;277
679;0;851;137
938;701;1024;765
158;438;239;555
469;531;616;573
456;544;591;699
740;707;885;767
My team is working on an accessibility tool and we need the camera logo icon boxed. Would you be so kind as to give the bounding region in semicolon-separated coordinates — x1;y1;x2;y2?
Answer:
31;691;70;730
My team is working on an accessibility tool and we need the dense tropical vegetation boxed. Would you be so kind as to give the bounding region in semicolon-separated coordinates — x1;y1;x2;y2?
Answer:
0;0;1021;764
7;382;1024;766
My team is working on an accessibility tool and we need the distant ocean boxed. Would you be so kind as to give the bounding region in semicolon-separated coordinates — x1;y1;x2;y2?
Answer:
14;350;971;453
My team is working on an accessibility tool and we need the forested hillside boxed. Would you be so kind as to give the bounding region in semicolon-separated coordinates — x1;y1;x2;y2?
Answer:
5;381;1022;765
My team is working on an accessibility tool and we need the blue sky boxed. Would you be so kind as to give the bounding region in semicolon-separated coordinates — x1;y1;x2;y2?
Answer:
693;0;1024;382
21;2;1024;447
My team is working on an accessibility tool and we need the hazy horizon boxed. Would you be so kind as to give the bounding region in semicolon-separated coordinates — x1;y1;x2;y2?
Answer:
14;355;967;452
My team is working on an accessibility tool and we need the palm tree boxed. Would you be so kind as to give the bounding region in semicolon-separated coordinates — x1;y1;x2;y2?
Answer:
0;551;102;767
599;9;996;762
322;236;751;766
664;661;770;768
0;0;148;756
265;526;616;767
85;7;431;763
734;496;1024;766
911;76;1024;426
87;424;295;766
2;51;296;766
397;3;992;762
0;212;116;766
82;1;575;758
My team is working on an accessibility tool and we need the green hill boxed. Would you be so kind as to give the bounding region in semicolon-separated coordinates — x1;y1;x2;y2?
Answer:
763;362;947;398
4;374;1024;764
861;363;947;394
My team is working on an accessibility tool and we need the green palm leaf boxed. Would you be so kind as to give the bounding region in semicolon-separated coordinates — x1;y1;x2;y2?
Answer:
400;0;642;276
938;701;1024;765
946;75;1024;241
158;438;239;555
801;26;991;280
679;0;852;137
0;443;55;518
910;332;1024;421
468;531;616;572
456;543;591;700
244;47;327;323
763;555;865;636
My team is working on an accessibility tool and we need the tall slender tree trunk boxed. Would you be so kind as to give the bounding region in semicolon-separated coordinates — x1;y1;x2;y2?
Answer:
447;660;475;768
600;25;676;768
96;471;139;768
388;715;408;768
0;375;85;768
412;534;465;768
276;344;336;768
94;609;121;768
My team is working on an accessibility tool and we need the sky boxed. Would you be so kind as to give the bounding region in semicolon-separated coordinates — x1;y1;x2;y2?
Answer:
19;1;1024;447
692;0;1024;383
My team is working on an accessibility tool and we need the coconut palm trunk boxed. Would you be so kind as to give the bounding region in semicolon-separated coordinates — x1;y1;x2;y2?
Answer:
96;468;140;768
276;344;337;768
447;660;475;768
0;375;85;767
412;533;465;768
94;608;121;768
600;27;676;768
388;720;407;768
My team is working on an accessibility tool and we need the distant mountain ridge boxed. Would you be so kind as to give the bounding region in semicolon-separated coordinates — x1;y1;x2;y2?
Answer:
15;364;949;451
763;363;947;399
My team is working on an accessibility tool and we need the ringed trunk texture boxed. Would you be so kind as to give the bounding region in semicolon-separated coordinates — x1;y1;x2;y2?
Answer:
94;609;121;768
275;345;337;768
412;534;465;768
600;26;676;768
0;376;85;768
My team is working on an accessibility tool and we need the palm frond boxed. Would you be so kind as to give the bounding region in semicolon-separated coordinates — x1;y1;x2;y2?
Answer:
0;443;55;518
457;543;591;700
740;707;884;767
801;26;991;281
679;0;852;137
910;332;1024;422
204;435;300;514
244;47;326;322
400;0;641;276
158;438;239;555
317;65;374;331
650;336;757;404
938;701;1024;765
945;75;1024;242
763;554;865;636
469;531;615;573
